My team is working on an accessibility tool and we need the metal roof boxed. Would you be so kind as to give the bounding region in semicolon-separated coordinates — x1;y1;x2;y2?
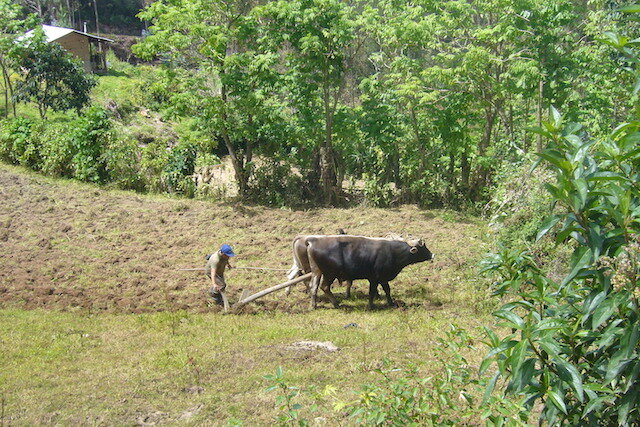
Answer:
24;25;113;43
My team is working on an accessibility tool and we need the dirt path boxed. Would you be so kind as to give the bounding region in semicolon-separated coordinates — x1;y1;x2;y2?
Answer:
0;164;486;313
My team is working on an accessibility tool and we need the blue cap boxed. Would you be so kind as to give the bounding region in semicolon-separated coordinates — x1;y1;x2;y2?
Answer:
220;244;235;257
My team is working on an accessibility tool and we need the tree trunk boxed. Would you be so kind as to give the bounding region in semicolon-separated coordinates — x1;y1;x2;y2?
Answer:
460;146;470;194
1;59;9;118
219;79;248;197
320;81;338;205
93;0;100;34
536;79;544;152
474;104;498;194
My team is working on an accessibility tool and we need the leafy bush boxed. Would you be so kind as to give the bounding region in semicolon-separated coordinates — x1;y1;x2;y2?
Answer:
342;326;527;426
104;136;145;191
246;159;307;207
39;122;75;177
68;106;112;183
0;117;42;169
481;107;640;424
140;139;170;193
362;173;396;208
162;141;197;196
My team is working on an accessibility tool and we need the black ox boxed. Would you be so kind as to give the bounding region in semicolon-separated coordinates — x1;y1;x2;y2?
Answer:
304;235;433;309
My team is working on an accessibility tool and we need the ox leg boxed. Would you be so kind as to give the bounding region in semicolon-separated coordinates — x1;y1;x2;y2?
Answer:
309;274;321;310
345;280;353;298
381;281;395;307
367;280;378;310
371;284;380;299
320;276;340;308
286;264;301;296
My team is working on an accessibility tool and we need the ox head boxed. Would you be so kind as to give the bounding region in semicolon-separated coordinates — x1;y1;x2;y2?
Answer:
407;238;433;261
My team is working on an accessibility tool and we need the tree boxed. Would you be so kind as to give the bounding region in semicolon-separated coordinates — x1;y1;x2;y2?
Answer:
255;0;367;204
134;0;283;197
13;32;96;119
0;0;36;117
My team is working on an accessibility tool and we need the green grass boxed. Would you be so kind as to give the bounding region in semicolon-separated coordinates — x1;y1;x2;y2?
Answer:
0;307;493;425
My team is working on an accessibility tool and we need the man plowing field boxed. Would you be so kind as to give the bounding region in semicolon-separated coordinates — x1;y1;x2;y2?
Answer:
205;244;235;307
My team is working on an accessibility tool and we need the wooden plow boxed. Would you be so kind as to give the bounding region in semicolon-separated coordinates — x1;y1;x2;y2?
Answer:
176;267;312;313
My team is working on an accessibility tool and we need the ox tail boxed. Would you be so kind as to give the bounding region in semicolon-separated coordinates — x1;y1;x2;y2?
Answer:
287;236;304;280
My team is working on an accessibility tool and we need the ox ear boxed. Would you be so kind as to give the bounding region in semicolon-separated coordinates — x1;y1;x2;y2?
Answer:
418;239;425;247
409;246;418;254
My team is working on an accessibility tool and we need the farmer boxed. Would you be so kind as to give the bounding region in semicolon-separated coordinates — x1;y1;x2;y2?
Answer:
205;244;235;305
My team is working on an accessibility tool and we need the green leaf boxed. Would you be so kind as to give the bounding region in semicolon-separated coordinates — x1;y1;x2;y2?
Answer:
494;310;525;330
483;371;500;405
617;389;638;424
527;126;554;140
555;359;584;402
619;4;640;13
563;247;593;286
510;358;537;392
583;291;606;318
486;339;519;358
582;396;607;417
547;390;568;414
550;106;562;128
537;215;562;241
592;297;616;330
479;356;493;375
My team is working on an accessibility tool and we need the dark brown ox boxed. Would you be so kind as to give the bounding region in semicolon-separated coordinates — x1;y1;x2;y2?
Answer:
305;235;433;309
286;232;354;297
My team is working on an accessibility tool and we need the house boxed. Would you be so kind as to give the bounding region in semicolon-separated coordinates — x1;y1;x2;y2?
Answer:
24;25;113;73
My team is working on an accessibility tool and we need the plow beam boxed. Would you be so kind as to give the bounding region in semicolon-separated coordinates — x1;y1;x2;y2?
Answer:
231;273;312;311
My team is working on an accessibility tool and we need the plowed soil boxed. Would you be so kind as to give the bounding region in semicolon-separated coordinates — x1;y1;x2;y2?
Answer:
0;164;487;314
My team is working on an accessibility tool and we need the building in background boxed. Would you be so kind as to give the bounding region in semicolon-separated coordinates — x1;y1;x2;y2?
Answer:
24;25;113;73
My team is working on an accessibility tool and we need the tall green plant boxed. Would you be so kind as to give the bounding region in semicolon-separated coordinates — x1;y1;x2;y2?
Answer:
482;9;640;421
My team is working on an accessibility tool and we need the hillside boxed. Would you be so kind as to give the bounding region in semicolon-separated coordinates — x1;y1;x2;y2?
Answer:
0;163;494;424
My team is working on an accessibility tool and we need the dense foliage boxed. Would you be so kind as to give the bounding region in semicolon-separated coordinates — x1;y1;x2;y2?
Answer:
481;8;640;424
1;0;635;208
17;0;146;34
129;0;635;206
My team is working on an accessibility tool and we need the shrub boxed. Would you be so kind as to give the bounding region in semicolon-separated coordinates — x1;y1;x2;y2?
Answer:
40;122;75;177
162;141;197;196
246;159;306;207
0;117;42;169
68;106;112;183
140;139;170;193
481;108;640;425
362;173;396;208
104;136;145;191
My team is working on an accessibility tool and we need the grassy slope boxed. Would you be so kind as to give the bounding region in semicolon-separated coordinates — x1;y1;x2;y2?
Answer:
0;163;496;424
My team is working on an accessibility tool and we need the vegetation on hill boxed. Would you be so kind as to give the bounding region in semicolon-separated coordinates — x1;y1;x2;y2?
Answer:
1;0;637;209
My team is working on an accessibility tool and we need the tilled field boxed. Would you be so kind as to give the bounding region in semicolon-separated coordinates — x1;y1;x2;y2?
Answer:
0;164;487;314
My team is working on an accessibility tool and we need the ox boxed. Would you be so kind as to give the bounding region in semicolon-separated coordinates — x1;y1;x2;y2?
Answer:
305;235;433;309
286;229;355;297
